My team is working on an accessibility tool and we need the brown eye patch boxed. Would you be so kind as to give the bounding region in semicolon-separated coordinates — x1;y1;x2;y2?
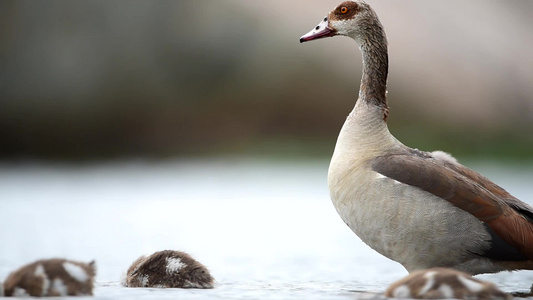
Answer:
332;1;360;20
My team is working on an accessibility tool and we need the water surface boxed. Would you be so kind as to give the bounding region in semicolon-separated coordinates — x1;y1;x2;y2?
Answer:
0;158;532;299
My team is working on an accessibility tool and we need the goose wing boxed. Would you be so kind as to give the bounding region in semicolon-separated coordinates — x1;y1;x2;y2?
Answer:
371;152;533;261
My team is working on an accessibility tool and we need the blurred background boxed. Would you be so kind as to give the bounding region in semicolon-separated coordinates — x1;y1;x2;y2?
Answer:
1;1;533;297
0;0;532;161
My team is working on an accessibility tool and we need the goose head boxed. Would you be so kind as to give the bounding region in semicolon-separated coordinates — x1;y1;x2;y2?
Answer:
300;1;380;45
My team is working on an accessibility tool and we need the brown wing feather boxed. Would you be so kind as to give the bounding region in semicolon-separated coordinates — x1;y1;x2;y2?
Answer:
371;154;533;259
487;210;533;258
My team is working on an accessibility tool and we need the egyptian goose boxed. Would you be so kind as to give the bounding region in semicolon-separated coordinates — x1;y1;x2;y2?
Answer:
385;268;510;299
2;259;95;297
122;250;214;289
301;1;533;275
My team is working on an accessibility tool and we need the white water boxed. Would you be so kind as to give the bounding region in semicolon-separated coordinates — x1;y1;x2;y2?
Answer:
0;158;532;299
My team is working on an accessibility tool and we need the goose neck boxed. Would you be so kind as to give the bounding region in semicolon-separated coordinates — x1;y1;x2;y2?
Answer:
358;31;388;109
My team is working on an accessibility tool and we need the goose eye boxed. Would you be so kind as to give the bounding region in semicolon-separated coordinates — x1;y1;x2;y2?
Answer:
340;7;348;14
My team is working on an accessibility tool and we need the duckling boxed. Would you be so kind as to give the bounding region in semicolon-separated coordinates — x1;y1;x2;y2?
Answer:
385;268;511;299
3;258;95;297
122;250;214;289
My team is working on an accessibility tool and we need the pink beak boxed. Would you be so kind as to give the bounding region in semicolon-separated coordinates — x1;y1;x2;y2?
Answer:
300;17;336;43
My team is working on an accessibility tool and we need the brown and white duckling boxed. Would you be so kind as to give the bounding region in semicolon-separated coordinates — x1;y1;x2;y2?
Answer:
122;250;214;289
2;258;95;297
385;268;511;299
300;1;533;276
